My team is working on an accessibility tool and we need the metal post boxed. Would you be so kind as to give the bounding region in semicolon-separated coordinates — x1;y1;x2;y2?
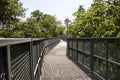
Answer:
82;40;84;64
29;34;34;80
67;38;69;57
105;38;108;80
90;38;94;79
7;46;11;80
37;40;40;79
76;39;78;62
72;39;73;58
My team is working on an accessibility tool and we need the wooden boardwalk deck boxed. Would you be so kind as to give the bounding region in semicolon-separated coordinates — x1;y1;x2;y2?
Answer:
42;40;91;80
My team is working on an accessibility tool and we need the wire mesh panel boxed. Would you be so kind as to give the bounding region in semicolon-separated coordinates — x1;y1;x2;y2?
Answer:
78;52;84;64
108;62;120;80
0;38;60;80
107;38;120;80
94;39;106;58
84;53;91;68
93;39;107;79
0;47;7;80
67;38;120;80
11;42;31;80
73;40;77;50
77;40;84;64
78;41;83;51
84;40;91;54
83;39;91;69
39;40;44;57
69;40;73;48
68;39;77;61
33;41;38;72
93;57;106;79
108;39;120;63
72;49;77;60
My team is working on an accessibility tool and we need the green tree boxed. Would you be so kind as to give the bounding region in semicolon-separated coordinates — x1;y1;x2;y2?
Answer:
41;14;63;37
13;10;64;38
64;18;71;28
0;0;25;25
31;10;43;22
0;0;25;37
67;1;120;37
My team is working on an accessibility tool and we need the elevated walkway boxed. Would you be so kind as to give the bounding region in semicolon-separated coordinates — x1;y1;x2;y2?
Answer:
42;40;91;80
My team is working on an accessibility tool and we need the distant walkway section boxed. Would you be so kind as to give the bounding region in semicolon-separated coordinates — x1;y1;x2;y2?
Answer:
42;40;91;80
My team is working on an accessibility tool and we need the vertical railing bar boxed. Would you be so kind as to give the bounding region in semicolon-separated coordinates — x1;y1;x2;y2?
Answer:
68;38;70;57
37;40;40;79
90;38;94;79
30;38;34;80
82;40;84;64
71;39;73;57
105;38;108;80
7;45;11;80
76;39;78;62
39;40;41;77
67;38;69;57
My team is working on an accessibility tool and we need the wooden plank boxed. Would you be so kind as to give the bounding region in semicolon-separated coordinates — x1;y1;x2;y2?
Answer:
42;40;91;80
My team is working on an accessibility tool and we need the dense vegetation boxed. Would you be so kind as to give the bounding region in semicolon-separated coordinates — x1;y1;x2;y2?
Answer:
67;0;120;38
66;0;120;80
0;0;64;38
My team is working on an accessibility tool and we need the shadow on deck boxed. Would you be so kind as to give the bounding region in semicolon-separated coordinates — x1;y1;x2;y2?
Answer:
42;40;91;80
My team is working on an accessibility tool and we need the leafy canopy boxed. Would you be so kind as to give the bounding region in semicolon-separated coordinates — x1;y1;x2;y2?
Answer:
67;0;120;37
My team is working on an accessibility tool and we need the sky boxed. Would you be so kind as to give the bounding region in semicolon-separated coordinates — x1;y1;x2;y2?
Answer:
20;0;93;24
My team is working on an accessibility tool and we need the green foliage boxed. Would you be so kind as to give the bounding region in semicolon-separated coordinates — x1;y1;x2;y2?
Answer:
64;18;71;27
0;0;26;37
0;3;64;38
0;0;25;24
28;10;64;38
67;2;120;80
67;1;120;38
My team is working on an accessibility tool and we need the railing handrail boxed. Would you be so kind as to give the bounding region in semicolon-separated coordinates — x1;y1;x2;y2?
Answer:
0;38;58;47
68;37;120;40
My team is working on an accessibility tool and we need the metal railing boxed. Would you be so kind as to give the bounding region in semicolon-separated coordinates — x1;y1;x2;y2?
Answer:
67;37;120;80
0;38;60;80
